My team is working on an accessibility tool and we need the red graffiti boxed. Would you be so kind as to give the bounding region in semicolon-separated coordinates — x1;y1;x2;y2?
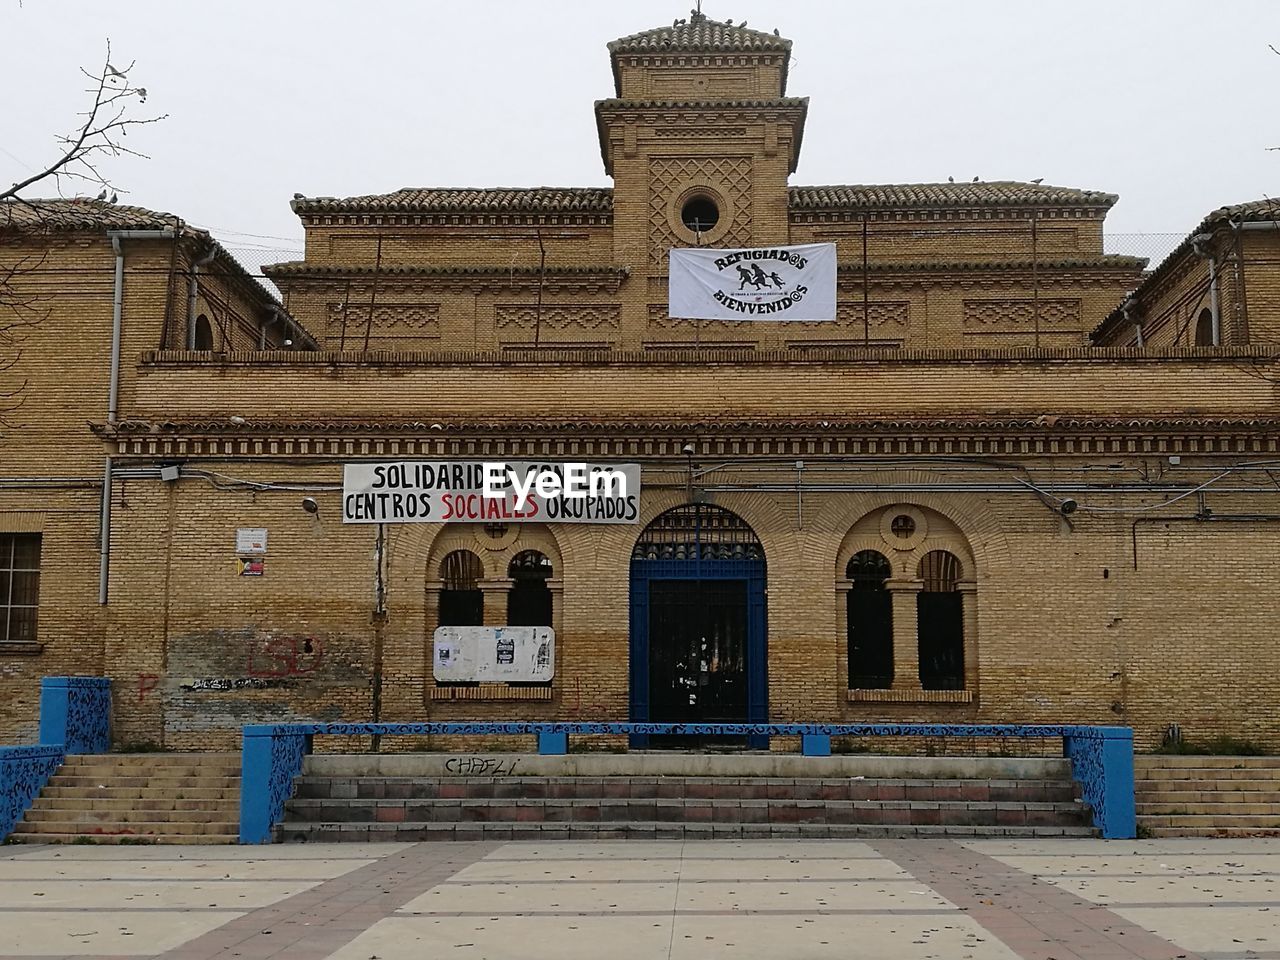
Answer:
137;674;160;702
247;635;324;678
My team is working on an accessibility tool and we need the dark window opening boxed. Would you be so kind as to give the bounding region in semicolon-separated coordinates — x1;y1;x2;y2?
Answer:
1194;308;1215;347
1;533;41;644
890;514;916;540
438;549;483;627
917;550;964;690
507;549;553;627
847;550;893;689
681;196;719;234
193;314;214;351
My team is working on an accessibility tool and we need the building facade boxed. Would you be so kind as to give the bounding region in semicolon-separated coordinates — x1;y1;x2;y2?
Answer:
2;14;1278;752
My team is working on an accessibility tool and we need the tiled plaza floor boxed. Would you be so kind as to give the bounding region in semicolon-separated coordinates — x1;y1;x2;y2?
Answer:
2;838;1280;959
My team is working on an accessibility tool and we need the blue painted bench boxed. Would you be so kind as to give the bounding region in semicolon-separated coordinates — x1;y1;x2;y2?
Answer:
239;721;1135;843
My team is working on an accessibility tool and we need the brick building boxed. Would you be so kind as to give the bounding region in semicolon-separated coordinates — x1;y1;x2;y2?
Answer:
2;14;1278;752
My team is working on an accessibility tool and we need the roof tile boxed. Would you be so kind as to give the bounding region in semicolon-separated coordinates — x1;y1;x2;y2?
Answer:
791;182;1118;210
608;15;791;55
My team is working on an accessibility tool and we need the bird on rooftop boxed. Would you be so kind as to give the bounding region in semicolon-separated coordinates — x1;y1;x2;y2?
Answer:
972;176;980;182
96;189;108;200
109;192;118;203
773;27;780;35
947;176;954;183
739;21;747;27
293;192;305;199
1031;178;1044;184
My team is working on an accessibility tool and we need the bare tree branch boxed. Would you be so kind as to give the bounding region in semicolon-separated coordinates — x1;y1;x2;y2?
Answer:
0;40;166;430
0;40;166;202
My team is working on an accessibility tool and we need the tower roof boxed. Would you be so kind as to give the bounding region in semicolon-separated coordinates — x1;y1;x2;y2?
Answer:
608;13;792;95
608;14;793;55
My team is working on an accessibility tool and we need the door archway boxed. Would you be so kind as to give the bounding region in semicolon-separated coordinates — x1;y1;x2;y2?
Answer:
629;504;767;748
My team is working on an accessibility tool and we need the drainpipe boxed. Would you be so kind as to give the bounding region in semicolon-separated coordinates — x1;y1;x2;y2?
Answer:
1121;295;1143;348
1190;234;1221;345
99;227;176;605
186;243;218;349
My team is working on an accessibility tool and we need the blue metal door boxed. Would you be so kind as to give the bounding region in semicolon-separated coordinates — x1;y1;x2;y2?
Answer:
629;505;768;749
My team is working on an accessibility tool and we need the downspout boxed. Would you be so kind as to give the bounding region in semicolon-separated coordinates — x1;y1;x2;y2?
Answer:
99;227;176;605
186;243;218;349
1121;295;1143;348
1190;234;1221;345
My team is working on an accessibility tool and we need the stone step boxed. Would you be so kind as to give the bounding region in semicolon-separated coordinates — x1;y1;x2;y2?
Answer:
1135;757;1280;769
1142;826;1280;838
65;753;240;764
1134;791;1280;805
48;775;240;790
1136;767;1280;781
54;773;241;783
276;820;1099;842
283;797;1089;828
5;832;238;845
1139;814;1280;829
30;797;240;814
12;818;237;837
23;805;235;825
41;785;240;801
292;776;1080;804
1136;779;1280;794
1137;802;1280;816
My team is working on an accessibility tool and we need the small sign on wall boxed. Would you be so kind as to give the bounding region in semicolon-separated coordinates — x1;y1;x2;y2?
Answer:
434;627;554;682
236;528;268;555
237;557;264;577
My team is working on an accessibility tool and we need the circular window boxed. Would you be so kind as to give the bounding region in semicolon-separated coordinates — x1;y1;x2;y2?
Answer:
680;196;720;234
890;515;917;540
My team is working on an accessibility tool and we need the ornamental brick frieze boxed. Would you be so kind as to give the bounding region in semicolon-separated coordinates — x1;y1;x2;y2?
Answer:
648;155;753;265
495;304;621;330
653;126;748;139
963;299;1082;328
103;419;1280;463
325;302;441;340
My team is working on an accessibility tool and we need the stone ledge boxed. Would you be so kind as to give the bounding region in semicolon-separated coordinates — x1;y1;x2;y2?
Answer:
429;684;553;701
847;688;974;704
0;642;44;657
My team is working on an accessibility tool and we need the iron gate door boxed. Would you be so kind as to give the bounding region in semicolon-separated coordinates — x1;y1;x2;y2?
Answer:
646;579;748;743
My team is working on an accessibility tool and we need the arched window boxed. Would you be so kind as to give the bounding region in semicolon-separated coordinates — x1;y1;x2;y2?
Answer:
507;550;553;627
438;549;483;626
632;504;764;562
193;314;214;351
917;550;964;690
847;550;892;689
1194;308;1215;346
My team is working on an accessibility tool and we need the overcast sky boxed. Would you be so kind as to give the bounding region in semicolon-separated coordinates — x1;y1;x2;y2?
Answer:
5;0;1279;261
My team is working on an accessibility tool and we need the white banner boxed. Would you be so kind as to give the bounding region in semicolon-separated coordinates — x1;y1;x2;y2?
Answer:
668;242;837;321
433;627;555;683
342;461;641;524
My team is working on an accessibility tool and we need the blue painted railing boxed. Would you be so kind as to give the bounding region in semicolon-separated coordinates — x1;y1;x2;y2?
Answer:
0;744;65;841
39;677;112;754
0;676;113;841
239;721;1135;843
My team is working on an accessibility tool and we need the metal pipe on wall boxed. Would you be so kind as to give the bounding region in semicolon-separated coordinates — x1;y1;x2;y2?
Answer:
100;228;174;606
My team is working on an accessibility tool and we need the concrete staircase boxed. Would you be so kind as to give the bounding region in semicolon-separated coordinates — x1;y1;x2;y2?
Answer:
8;753;241;845
1137;756;1280;837
277;754;1096;841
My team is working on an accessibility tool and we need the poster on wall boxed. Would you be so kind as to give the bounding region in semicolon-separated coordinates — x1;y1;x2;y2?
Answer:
668;242;837;321
342;461;640;525
433;626;555;682
236;528;268;554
